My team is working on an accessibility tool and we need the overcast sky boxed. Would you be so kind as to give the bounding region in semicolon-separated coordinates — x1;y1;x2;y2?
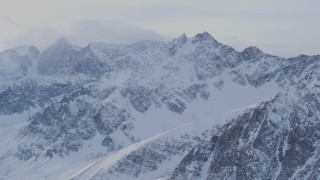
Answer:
0;0;319;57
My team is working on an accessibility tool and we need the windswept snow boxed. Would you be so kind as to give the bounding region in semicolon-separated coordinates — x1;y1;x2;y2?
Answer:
66;122;193;180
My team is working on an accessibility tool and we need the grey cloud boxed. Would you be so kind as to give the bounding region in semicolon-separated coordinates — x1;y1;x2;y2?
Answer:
2;20;170;51
62;20;169;46
0;16;16;25
3;27;63;50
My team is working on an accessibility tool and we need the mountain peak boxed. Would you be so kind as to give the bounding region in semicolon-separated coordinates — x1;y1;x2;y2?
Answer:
192;31;219;44
55;38;69;45
170;33;187;46
168;33;188;56
50;38;72;49
14;45;40;58
195;31;214;41
241;46;264;61
177;33;187;40
45;38;81;53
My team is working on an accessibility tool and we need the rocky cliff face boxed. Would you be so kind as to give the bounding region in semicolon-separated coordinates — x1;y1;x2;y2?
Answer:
171;89;320;179
0;32;319;180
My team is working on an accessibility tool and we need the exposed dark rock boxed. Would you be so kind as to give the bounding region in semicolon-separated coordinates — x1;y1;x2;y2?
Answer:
102;136;114;147
241;46;264;61
38;39;81;75
182;83;209;101
94;103;132;135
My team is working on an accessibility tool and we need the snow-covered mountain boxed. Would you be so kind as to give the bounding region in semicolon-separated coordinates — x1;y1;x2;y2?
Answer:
0;32;320;179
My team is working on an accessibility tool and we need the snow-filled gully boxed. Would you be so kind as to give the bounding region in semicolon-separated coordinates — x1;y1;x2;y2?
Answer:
66;121;194;180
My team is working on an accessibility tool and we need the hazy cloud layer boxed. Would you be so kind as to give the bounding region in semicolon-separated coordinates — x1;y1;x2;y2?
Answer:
62;21;169;46
0;16;16;25
0;0;319;57
1;21;169;51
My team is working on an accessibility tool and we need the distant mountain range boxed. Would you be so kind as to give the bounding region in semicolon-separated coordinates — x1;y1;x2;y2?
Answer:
0;32;320;179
